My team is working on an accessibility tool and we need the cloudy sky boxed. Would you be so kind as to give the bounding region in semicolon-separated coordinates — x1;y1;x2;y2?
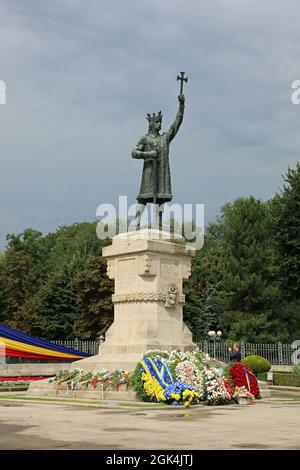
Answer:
0;0;299;248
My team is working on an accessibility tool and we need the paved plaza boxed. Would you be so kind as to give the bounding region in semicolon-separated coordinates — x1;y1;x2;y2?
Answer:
0;397;299;450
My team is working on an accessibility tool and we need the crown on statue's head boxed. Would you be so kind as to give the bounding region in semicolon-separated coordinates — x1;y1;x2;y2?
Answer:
146;111;163;127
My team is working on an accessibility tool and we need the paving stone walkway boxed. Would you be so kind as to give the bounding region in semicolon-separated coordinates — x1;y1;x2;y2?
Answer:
0;397;299;449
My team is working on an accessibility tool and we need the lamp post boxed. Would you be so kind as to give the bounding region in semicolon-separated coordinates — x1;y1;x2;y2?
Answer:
208;330;222;359
98;335;105;354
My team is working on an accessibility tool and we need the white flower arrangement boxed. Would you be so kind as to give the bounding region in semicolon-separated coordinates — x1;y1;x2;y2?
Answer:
201;367;232;404
145;349;211;364
175;360;205;399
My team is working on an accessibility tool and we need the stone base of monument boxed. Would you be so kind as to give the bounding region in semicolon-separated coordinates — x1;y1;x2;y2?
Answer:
72;229;197;373
258;380;271;399
28;378;139;402
28;229;197;400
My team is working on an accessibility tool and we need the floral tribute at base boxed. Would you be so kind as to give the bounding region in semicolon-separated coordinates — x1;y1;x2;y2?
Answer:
233;386;255;404
131;349;249;407
51;368;131;391
229;363;259;398
49;349;259;407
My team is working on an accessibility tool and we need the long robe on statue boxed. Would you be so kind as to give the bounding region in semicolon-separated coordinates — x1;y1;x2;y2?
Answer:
132;104;184;205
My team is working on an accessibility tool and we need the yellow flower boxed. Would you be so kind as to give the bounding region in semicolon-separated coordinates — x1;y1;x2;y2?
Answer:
171;393;181;401
142;373;166;402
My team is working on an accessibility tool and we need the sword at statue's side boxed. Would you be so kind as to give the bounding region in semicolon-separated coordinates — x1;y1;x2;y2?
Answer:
152;144;159;227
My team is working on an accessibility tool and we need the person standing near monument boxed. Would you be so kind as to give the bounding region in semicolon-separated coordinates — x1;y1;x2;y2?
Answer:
131;72;187;229
229;345;241;362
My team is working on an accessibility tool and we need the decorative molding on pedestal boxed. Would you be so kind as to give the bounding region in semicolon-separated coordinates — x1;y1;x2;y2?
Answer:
112;292;165;303
112;290;185;305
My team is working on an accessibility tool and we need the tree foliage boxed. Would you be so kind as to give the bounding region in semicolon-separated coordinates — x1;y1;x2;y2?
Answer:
183;166;300;341
74;255;113;339
0;165;299;342
272;163;300;298
0;222;113;339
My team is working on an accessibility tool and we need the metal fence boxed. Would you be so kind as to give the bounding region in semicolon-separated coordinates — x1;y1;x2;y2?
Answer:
50;339;100;356
3;339;296;365
52;339;295;365
199;340;294;365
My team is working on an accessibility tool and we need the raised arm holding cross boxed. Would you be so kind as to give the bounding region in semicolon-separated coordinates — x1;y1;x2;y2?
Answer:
177;71;188;95
131;72;188;230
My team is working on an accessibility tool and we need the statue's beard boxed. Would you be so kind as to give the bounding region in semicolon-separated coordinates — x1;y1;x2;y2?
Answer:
149;126;161;133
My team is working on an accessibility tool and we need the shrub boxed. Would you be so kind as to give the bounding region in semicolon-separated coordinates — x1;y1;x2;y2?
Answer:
257;372;268;382
273;373;300;387
292;364;300;376
242;355;271;375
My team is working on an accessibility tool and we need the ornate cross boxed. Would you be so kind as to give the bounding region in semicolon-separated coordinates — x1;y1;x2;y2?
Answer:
177;71;188;94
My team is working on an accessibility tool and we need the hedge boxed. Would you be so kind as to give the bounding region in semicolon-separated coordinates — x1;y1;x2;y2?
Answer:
257;372;268;381
273;373;300;387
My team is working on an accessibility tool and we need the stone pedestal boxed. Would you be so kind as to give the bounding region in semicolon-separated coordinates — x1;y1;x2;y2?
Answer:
73;229;197;372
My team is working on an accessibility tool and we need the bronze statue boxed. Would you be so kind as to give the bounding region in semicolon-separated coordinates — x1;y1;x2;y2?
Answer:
132;72;187;229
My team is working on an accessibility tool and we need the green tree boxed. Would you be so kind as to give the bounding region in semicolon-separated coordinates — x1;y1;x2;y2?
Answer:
217;197;281;314
184;234;228;341
1;222;110;338
272;163;300;299
277;299;300;341
185;197;283;342
74;255;114;339
226;312;287;343
0;253;8;323
4;250;36;332
33;263;78;340
6;229;47;283
42;222;101;271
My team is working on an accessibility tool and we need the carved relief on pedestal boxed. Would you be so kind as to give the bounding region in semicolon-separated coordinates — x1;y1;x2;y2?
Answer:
165;285;178;307
138;254;156;277
164;285;186;308
106;260;116;279
182;260;192;279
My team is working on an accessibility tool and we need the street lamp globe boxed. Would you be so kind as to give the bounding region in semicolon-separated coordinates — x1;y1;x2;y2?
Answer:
208;330;216;337
217;330;223;337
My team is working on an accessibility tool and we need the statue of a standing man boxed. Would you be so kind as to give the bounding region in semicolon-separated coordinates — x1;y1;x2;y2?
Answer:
131;73;187;229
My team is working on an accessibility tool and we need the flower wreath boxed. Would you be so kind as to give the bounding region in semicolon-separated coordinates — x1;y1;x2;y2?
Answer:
230;363;259;398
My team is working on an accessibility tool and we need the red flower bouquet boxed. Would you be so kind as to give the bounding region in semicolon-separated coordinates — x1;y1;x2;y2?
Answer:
223;378;235;399
230;363;259;398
